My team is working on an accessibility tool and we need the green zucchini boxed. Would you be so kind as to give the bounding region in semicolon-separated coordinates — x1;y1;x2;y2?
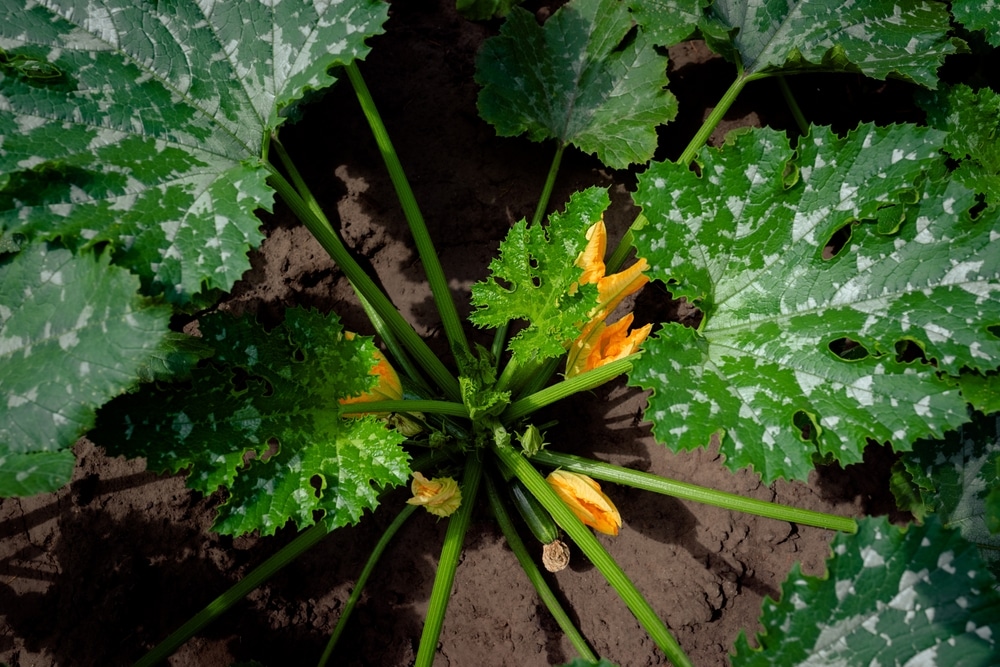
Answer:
509;477;559;545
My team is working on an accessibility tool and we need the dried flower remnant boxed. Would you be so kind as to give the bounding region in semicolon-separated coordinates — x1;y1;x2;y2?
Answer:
566;219;650;377
546;470;622;536
407;472;462;518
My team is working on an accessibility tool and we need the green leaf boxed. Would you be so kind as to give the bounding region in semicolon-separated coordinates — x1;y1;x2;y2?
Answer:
469;187;604;365
917;83;1000;212
475;0;677;168
0;244;172;494
630;125;1000;483
628;0;707;47
92;308;410;536
952;0;1000;47
0;0;388;303
893;410;1000;579
733;515;1000;667
958;372;1000;416
701;0;960;87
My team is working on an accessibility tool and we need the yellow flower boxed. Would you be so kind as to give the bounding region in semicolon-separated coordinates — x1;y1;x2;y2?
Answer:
546;470;621;536
406;472;462;517
566;312;653;378
339;333;423;434
566;219;650;377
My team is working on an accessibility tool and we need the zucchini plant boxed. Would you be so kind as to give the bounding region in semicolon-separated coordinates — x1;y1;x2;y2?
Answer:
2;0;999;665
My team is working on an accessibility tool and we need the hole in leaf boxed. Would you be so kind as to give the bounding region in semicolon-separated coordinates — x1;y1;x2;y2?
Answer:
969;196;987;220
292;347;306;362
828;337;869;361
895;338;929;365
260;438;279;462
988;324;1000;338
793;410;819;442
310;474;324;498
823;222;854;260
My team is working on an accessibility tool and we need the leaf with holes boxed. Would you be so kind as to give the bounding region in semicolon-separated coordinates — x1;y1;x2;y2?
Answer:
92;308;410;536
475;0;677;168
629;124;1000;483
733;515;1000;667
0;0;387;495
701;0;961;87
469;187;603;366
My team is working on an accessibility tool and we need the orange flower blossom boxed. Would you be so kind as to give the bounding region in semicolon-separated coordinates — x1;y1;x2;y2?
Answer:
407;472;462;517
566;218;652;378
338;333;422;435
546;470;622;536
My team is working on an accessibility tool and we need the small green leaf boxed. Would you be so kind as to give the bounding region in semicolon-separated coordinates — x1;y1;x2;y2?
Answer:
0;244;172;494
475;0;677;168
702;0;960;87
93;308;410;536
917;83;1000;212
733;515;1000;667
469;187;604;366
952;0;1000;47
630;125;1000;482
893;409;1000;579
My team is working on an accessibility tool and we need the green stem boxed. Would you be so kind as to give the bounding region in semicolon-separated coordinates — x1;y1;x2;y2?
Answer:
318;504;418;667
135;522;331;667
605;212;648;275
532;450;858;534
677;73;754;167
344;62;472;367
503;357;634;423
266;168;460;402
493;444;693;667
339;399;469;418
532;142;565;227
777;75;809;136
414;455;484;667
483;473;597;663
355;291;435;396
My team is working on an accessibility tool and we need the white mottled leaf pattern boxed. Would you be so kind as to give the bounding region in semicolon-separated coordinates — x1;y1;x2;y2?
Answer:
702;0;959;87
0;0;387;302
475;0;677;168
0;245;172;493
629;125;1000;483
733;516;1000;667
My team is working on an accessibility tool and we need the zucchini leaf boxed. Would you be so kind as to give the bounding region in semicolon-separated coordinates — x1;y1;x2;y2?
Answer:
701;0;961;87
952;0;1000;47
628;0;707;47
892;409;1000;579
92;308;410;536
0;244;171;494
0;0;387;494
469;187;604;366
918;83;1000;213
733;515;1000;667
629;124;1000;483
475;0;677;168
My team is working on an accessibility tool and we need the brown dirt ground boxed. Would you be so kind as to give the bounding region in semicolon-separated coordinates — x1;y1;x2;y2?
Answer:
0;1;926;665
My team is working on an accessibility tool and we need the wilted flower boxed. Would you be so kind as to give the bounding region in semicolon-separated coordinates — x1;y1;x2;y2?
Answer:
546;470;621;536
407;472;462;517
566;219;650;377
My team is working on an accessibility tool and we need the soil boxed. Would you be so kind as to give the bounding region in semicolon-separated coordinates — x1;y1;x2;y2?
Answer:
0;1;922;666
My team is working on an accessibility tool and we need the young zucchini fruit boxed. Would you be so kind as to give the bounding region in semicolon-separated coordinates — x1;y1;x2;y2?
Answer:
509;478;570;572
